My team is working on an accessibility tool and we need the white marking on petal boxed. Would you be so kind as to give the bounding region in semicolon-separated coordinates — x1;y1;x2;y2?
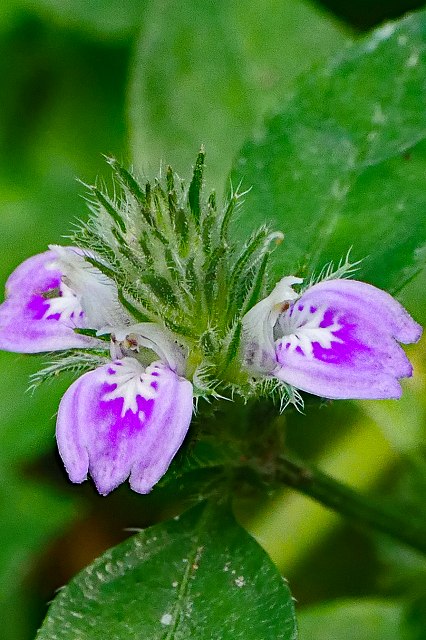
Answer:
43;281;84;323
101;357;159;417
277;305;343;359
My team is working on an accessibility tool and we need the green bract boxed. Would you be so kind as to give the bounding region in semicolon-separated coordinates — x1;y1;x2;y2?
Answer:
73;150;286;398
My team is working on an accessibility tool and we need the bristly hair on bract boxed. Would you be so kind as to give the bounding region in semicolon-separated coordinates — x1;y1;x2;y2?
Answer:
63;148;289;404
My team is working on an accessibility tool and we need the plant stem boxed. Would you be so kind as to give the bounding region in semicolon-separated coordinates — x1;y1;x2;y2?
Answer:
274;454;426;555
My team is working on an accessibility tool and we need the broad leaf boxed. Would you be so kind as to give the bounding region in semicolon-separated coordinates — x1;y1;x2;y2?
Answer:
37;502;298;639
232;11;426;293
129;0;348;190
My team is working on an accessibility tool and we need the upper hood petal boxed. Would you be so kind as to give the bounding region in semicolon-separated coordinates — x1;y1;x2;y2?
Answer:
242;276;302;374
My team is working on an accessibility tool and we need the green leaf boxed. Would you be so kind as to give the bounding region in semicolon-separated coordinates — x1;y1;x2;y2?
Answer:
0;469;78;640
129;0;348;191
231;11;426;293
0;477;76;600
22;0;146;39
158;440;228;484
37;502;298;639
298;599;413;640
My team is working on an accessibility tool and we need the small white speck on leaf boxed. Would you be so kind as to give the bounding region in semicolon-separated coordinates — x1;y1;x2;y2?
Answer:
172;581;178;588
372;104;386;125
365;22;395;52
235;576;246;588
375;23;396;41
331;179;349;200
367;131;378;142
161;613;173;626
407;51;419;67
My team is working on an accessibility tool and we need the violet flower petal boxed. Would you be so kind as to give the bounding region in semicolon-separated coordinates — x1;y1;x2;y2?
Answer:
56;357;193;495
49;245;129;329
274;279;422;400
0;251;98;353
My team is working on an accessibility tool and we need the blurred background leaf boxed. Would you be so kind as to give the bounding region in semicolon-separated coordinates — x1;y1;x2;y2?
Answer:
129;0;350;192
21;0;146;39
0;478;76;640
297;599;414;640
231;10;426;294
0;8;132;639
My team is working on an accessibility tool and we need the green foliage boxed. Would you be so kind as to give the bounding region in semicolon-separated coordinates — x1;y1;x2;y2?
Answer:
0;354;79;640
37;502;298;640
0;478;77;638
232;11;426;293
21;0;146;39
298;599;415;640
129;0;349;190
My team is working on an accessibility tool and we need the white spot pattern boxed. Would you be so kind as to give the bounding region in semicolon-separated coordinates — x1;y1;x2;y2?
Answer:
101;358;159;417
42;281;83;323
276;305;342;359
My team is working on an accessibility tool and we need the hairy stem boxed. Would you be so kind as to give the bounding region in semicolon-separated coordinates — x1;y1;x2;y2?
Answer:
273;454;426;555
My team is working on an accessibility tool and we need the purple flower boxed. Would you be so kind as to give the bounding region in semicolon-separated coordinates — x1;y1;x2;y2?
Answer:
57;357;193;495
243;277;422;400
0;249;96;352
0;248;193;494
